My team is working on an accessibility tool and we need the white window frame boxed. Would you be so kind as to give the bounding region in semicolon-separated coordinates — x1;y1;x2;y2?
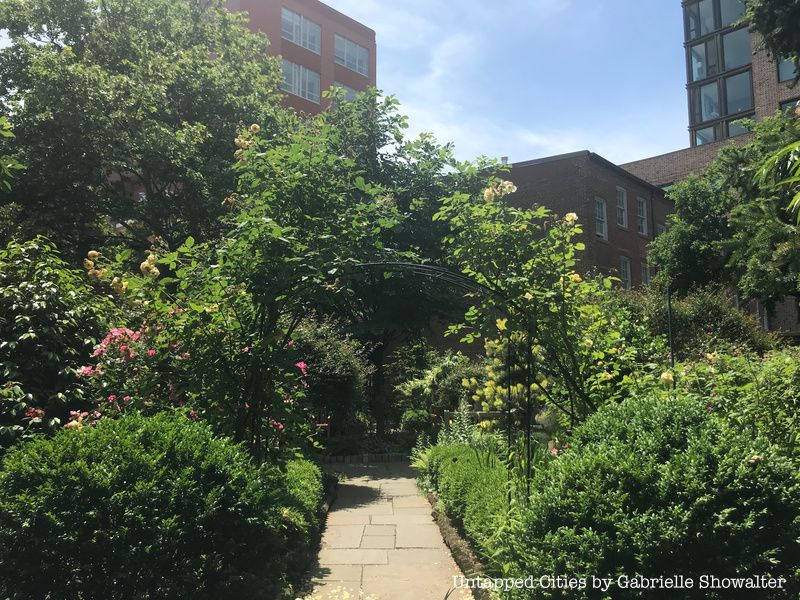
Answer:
335;34;369;76
641;261;652;286
616;187;628;228
620;256;632;290
595;197;608;240
281;8;321;54
281;59;320;103
637;197;649;236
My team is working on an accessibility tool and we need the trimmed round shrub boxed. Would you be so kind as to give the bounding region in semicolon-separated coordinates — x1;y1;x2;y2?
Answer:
0;412;322;600
504;395;800;599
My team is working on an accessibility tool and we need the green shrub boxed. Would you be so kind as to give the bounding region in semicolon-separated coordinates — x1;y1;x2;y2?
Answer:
292;317;373;434
0;412;322;600
620;285;777;357
502;395;800;599
0;238;113;449
423;444;508;548
674;348;800;455
400;408;432;435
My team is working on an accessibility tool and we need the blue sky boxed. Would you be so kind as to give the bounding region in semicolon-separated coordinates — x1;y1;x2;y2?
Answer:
325;0;690;165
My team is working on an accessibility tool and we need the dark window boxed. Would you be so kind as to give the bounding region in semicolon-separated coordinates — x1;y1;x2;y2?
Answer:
695;124;719;146
725;71;753;114
727;118;750;137
779;57;798;83
686;0;715;40
690;39;719;81
781;98;800;113
723;28;751;70
720;0;745;27
692;81;721;123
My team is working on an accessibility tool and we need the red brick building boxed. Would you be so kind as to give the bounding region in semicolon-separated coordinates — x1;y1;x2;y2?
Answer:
227;0;376;114
506;152;671;289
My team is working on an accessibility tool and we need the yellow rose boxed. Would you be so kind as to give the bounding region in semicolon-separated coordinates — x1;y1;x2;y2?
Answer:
140;261;152;274
564;212;578;224
496;318;508;331
249;123;261;134
87;250;100;260
483;187;496;202
660;371;674;385
569;273;582;283
83;259;94;270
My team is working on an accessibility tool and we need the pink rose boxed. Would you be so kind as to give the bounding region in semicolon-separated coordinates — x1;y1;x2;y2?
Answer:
147;349;156;357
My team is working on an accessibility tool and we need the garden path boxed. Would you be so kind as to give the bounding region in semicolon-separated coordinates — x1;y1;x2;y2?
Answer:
308;461;474;600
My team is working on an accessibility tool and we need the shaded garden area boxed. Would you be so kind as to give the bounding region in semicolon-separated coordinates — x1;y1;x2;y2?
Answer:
0;0;799;598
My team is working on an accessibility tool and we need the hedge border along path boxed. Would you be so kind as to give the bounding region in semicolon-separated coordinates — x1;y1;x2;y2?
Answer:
306;461;474;600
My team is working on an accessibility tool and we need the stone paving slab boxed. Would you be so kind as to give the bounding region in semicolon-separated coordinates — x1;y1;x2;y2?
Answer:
306;461;473;600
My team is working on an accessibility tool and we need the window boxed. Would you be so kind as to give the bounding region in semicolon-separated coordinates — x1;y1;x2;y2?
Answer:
720;0;745;27
334;81;358;101
725;71;753;114
641;262;652;286
781;98;800;114
281;8;321;53
779;57;798;83
281;59;320;103
727;118;750;137
595;197;608;240
686;0;714;40
620;256;632;290
695;124;720;145
616;187;628;228
690;40;719;81
335;34;369;76
637;197;648;236
722;28;751;70
692;81;720;123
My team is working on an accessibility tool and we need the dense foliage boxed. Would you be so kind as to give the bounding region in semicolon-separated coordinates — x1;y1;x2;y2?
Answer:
503;395;800;599
0;412;322;600
744;0;800;80
649;113;800;307
436;188;661;426
618;285;777;357
0;238;112;449
0;0;284;251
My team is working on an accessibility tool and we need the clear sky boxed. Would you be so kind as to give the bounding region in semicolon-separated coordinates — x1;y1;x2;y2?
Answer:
324;0;691;165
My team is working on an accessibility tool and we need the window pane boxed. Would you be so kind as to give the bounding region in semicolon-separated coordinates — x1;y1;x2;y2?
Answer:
723;28;751;70
725;71;752;114
779;57;798;83
695;125;717;145
686;0;714;40
693;81;720;123
720;0;745;27
781;99;800;114
690;41;718;81
728;119;749;137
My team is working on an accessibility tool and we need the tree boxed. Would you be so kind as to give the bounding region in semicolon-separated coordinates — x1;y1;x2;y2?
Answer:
648;112;800;308
744;0;800;82
0;0;284;255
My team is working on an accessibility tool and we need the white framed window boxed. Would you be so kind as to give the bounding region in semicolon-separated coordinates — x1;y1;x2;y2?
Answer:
641;261;652;286
620;256;632;290
281;59;320;103
595;197;608;240
637;197;648;236
616;187;628;228
334;81;358;101
335;34;369;76
281;8;321;53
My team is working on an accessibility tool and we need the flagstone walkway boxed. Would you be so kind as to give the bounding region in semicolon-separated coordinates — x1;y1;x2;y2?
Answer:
308;462;474;600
